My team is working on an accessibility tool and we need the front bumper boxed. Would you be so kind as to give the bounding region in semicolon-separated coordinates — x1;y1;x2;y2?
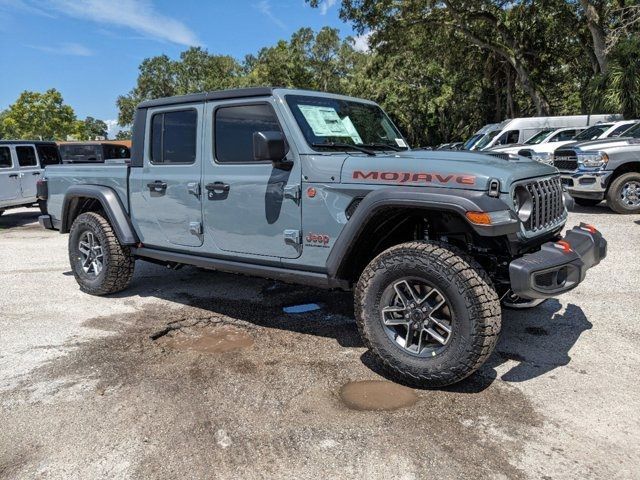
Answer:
560;169;612;200
509;223;607;299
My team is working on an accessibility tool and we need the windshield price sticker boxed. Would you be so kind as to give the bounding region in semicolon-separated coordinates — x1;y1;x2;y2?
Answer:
395;138;407;148
298;105;362;143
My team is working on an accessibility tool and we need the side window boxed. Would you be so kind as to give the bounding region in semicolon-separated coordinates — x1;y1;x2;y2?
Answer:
215;104;282;163
609;123;635;138
16;146;38;167
0;147;11;168
150;109;197;164
496;130;519;145
36;145;62;166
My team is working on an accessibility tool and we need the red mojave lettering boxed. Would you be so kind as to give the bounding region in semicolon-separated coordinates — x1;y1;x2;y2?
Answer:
352;170;477;186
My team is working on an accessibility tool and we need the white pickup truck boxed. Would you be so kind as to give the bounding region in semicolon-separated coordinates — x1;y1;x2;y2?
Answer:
0;141;61;216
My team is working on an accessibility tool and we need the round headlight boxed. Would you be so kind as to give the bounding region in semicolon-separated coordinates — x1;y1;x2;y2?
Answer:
513;186;533;222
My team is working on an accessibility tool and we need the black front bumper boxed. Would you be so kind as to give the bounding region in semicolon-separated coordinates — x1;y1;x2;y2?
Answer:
509;223;607;299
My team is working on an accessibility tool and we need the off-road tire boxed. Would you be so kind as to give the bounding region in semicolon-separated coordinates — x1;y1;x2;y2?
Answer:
38;199;47;215
69;212;135;295
606;172;640;214
573;197;601;208
354;241;501;387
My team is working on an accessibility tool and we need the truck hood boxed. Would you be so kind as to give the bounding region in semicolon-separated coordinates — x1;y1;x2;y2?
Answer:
569;137;640;152
522;140;576;154
340;150;557;193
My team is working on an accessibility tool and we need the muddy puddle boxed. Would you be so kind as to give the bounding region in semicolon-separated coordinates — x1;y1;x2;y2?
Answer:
339;380;418;411
155;325;254;354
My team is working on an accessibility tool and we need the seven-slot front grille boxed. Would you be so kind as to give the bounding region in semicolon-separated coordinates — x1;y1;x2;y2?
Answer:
522;177;566;232
553;149;578;171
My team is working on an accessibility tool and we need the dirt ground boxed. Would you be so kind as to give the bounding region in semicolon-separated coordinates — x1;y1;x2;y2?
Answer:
1;206;639;479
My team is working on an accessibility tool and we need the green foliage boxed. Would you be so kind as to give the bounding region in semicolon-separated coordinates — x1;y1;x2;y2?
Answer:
115;130;132;140
73;116;109;140
0;89;76;140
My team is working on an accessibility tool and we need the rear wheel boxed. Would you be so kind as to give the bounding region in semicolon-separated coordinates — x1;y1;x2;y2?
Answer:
354;241;501;387
607;172;640;214
69;212;135;295
573;197;601;207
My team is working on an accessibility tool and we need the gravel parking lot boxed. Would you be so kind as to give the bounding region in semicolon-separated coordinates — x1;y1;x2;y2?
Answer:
1;206;639;480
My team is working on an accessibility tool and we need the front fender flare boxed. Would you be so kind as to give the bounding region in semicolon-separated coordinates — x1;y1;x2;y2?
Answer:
325;187;518;279
61;185;138;245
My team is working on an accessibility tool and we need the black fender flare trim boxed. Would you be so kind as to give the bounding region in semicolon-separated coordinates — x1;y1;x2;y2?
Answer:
325;187;519;279
61;185;138;245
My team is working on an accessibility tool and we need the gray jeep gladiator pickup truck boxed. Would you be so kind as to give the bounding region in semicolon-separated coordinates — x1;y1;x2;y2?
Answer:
553;122;640;213
37;88;607;386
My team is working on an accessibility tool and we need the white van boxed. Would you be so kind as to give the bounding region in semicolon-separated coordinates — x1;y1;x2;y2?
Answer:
471;114;621;151
0;141;61;216
490;126;588;154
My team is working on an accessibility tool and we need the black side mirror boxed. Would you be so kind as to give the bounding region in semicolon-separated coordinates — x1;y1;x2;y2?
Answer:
253;131;292;169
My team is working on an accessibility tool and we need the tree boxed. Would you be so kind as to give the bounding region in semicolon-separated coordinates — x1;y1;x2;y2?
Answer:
115;130;132;140
73;116;109;140
0;89;76;140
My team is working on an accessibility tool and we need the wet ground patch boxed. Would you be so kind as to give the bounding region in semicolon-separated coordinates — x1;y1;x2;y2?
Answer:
154;325;255;354
339;380;418;411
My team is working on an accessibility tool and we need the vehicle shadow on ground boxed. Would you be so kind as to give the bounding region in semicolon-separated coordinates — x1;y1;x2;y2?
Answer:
568;203;610;215
0;209;41;229
113;265;592;392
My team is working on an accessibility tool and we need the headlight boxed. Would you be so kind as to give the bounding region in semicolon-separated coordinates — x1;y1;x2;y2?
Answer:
531;152;553;164
577;151;609;168
513;186;533;222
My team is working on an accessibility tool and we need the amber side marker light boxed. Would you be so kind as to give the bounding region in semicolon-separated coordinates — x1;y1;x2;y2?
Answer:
465;212;492;225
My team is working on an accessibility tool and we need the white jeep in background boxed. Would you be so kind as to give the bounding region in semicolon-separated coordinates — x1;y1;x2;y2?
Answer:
0;141;61;216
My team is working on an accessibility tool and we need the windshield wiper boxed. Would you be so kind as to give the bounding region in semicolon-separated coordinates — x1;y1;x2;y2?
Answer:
311;142;376;156
360;142;403;152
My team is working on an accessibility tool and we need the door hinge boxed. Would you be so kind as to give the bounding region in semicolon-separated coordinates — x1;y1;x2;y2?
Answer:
283;229;301;245
187;182;201;197
284;184;301;203
189;221;203;235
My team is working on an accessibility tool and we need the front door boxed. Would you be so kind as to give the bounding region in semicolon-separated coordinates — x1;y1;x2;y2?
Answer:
202;100;302;259
15;145;40;199
131;106;204;248
0;146;19;203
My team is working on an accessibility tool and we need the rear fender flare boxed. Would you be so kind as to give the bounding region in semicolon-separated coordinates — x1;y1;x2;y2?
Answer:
61;185;138;245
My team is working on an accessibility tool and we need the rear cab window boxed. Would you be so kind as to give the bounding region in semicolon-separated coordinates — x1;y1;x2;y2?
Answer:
150;110;197;164
16;146;38;167
0;147;12;168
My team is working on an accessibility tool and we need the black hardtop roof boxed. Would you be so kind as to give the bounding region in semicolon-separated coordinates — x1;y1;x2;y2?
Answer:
0;140;58;146
137;87;275;109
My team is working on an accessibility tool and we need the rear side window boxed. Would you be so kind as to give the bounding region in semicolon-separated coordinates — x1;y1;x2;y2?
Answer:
16;146;38;167
103;145;130;159
36;145;61;166
215;104;281;163
496;130;519;145
151;110;197;164
609;123;636;137
0;147;11;168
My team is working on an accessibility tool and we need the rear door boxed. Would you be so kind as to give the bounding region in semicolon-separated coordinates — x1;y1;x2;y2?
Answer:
130;105;204;248
0;146;20;203
15;145;40;199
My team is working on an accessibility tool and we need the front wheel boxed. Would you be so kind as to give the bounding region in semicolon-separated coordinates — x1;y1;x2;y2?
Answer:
354;241;501;387
607;172;640;214
69;211;135;295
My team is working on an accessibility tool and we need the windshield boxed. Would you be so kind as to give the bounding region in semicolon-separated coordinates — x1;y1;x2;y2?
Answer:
573;124;611;141
285;95;408;152
462;134;483;150
525;129;555;145
473;130;500;150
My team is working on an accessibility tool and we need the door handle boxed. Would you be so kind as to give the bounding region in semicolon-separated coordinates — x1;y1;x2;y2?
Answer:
205;182;230;193
32;172;40;176
147;180;167;192
9;174;18;178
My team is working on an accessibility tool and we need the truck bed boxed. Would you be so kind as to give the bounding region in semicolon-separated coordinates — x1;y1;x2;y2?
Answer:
45;164;130;223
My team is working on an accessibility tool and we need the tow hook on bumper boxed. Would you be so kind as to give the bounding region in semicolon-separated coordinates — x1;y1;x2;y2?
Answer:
509;223;607;299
